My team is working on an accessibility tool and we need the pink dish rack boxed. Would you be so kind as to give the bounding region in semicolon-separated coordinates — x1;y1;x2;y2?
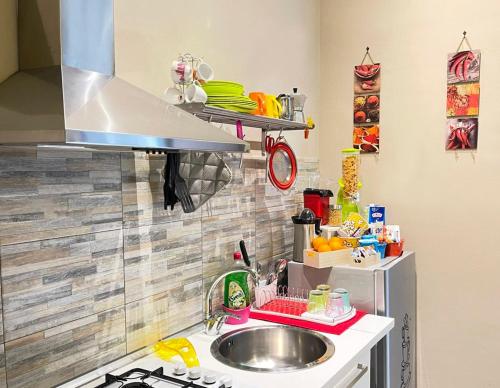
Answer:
252;283;357;328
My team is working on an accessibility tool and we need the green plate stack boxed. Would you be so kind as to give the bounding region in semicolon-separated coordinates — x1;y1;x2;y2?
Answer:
202;81;257;114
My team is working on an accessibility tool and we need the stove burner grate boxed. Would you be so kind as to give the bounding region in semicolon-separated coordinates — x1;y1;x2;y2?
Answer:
95;367;212;388
122;383;151;388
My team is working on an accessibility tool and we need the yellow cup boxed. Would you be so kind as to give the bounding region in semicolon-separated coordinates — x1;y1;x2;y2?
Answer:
264;95;282;118
249;92;267;115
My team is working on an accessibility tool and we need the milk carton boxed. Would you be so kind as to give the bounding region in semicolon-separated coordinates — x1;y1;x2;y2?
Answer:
366;205;385;239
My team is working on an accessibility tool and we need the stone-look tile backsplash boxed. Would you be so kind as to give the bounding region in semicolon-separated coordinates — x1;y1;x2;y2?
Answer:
1;230;125;342
0;148;123;246
0;148;318;387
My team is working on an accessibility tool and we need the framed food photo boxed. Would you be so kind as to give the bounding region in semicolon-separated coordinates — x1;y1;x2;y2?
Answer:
353;95;380;124
445;33;481;151
445;118;478;150
447;50;481;84
353;125;380;153
354;64;381;94
353;58;381;154
446;83;479;117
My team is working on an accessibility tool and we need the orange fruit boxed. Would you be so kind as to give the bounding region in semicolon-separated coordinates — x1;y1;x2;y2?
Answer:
317;244;332;252
328;237;344;251
329;236;342;244
312;236;328;250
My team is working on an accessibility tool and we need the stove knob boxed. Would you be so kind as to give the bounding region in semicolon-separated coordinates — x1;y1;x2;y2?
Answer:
173;362;187;376
219;375;233;387
188;367;201;380
203;372;217;384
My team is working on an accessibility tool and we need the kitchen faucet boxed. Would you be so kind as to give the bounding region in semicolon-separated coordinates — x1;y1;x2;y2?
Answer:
204;267;259;336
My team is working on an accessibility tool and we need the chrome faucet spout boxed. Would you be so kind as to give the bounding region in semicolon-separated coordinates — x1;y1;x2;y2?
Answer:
204;267;258;336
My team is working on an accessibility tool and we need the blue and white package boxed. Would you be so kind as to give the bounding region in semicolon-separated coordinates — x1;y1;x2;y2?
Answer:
367;205;385;238
367;205;385;224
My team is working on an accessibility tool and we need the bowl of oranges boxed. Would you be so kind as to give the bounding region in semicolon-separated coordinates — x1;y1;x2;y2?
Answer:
303;236;354;269
312;236;345;252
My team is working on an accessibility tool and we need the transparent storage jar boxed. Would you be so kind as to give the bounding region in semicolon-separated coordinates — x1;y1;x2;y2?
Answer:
341;148;360;198
328;205;342;226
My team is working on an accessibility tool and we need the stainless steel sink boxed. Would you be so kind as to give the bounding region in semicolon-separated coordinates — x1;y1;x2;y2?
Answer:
210;325;335;372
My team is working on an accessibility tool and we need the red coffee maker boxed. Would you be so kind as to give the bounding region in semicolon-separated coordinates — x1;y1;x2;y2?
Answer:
303;188;334;225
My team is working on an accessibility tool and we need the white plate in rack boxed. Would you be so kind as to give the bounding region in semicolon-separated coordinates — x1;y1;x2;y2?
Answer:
301;307;357;326
251;300;357;327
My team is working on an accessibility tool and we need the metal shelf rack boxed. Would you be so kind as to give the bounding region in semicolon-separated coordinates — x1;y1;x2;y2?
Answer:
178;103;314;132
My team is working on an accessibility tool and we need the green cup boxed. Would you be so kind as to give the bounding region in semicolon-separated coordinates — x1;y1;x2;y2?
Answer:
316;284;331;307
307;290;325;314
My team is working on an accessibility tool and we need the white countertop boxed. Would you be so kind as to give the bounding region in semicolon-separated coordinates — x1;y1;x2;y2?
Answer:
61;314;393;388
187;315;393;388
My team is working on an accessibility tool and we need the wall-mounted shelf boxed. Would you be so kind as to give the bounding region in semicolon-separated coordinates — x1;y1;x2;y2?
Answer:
178;103;314;132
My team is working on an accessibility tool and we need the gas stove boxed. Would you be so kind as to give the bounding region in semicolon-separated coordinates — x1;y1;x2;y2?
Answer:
94;365;234;388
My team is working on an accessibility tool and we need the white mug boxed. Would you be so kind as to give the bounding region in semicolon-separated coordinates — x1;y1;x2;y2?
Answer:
185;82;207;103
171;60;193;84
195;61;214;82
163;87;185;105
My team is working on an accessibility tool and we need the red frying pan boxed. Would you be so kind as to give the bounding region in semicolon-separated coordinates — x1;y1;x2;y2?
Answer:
266;135;297;191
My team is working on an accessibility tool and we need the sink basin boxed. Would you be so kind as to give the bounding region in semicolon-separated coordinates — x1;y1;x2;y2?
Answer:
210;325;335;372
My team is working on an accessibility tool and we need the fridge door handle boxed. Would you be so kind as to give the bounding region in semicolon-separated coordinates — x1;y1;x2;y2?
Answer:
344;363;369;388
373;269;385;315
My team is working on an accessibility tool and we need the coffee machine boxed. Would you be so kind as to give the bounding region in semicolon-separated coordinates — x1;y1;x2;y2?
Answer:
303;188;333;225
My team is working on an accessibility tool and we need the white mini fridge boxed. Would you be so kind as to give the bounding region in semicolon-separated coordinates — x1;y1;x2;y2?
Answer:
288;251;416;388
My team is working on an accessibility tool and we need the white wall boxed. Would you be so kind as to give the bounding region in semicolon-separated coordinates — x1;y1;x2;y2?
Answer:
4;0;498;385
320;0;500;387
114;0;321;158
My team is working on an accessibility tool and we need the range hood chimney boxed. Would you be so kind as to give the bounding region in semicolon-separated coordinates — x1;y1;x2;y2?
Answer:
0;0;249;152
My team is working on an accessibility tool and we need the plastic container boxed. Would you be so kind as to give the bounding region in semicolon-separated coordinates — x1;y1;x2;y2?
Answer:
359;234;378;247
341;149;360;198
328;205;342;226
223;252;250;308
375;242;387;259
222;304;251;324
360;234;387;258
386;241;404;257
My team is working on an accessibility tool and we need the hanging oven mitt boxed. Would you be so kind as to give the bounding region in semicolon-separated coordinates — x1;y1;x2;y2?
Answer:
163;153;179;210
154;337;199;367
178;152;232;212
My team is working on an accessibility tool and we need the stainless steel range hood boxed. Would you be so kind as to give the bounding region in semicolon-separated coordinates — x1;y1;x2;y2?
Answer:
0;0;249;152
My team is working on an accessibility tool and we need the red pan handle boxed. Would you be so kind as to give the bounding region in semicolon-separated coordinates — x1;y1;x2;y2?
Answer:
265;135;275;153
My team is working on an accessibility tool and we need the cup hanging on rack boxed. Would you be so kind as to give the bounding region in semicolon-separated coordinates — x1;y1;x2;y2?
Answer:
171;60;193;84
163;87;185;105
185;81;208;103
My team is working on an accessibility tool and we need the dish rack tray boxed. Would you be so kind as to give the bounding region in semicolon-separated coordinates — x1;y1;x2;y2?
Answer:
253;283;356;327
